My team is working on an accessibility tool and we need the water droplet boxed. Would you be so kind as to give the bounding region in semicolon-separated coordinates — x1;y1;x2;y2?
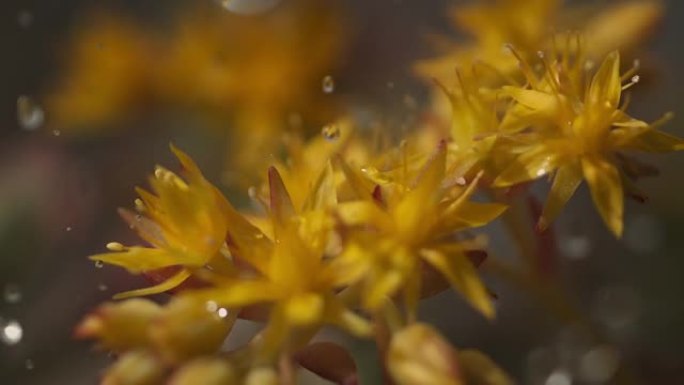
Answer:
206;301;219;312
545;369;571;385
106;242;125;252
558;234;591;260
17;96;44;131
1;320;23;345
321;124;340;141
25;359;34;370
578;345;620;383
52;129;61;137
94;260;104;268
17;10;34;29
65;226;72;232
215;0;281;15
322;75;335;94
217;308;229;318
98;284;108;291
537;51;545;59
4;284;22;304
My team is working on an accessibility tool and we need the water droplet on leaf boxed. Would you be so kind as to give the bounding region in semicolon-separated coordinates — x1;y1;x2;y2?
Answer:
17;96;44;131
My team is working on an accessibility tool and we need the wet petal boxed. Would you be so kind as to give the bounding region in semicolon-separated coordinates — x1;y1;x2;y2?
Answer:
90;247;184;273
588;51;621;109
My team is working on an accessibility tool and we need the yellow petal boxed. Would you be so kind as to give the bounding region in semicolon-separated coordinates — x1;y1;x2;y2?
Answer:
539;163;583;231
186;280;281;308
588;51;621;109
363;269;404;310
91;247;186;273
284;293;324;326
421;249;493;319
459;350;513;385
114;268;191;299
302;162;337;212
268;166;296;227
582;157;624;237
625;129;684;153
502;86;560;117
493;148;559;187
324;295;372;337
337;201;392;230
443;201;507;231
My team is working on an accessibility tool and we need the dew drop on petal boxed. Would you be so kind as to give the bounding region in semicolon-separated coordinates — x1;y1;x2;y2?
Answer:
1;320;23;345
17;96;44;131
321;124;340;141
4;284;22;304
215;0;281;15
322;75;335;94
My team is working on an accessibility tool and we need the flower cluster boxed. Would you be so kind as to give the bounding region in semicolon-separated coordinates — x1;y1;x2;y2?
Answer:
77;1;682;384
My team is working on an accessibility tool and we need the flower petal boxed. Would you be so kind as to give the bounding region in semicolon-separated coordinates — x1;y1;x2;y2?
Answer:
582;157;624;237
538;163;583;230
114;268;192;299
588;51;621;109
421;249;494;319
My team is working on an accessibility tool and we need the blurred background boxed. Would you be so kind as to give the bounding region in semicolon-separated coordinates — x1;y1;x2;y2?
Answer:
1;0;684;384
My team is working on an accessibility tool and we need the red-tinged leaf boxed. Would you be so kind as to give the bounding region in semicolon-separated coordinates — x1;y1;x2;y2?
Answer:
295;342;359;385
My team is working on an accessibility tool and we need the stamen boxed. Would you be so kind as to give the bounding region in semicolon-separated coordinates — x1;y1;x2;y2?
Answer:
622;75;640;91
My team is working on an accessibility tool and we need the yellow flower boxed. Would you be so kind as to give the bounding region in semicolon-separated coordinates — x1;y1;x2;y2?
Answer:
101;350;165;385
184;166;371;359
91;145;233;298
494;49;683;236
334;143;505;318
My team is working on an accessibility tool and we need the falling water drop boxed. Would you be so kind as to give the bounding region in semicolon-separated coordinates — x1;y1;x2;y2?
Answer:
322;75;335;94
94;260;104;269
17;96;44;131
1;320;23;345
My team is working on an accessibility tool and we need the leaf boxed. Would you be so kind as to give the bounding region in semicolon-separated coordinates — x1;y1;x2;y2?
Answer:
295;342;358;385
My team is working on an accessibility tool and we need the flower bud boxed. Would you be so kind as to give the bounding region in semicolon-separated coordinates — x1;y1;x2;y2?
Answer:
101;350;164;385
169;358;237;385
150;297;233;364
387;323;462;385
75;299;161;351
